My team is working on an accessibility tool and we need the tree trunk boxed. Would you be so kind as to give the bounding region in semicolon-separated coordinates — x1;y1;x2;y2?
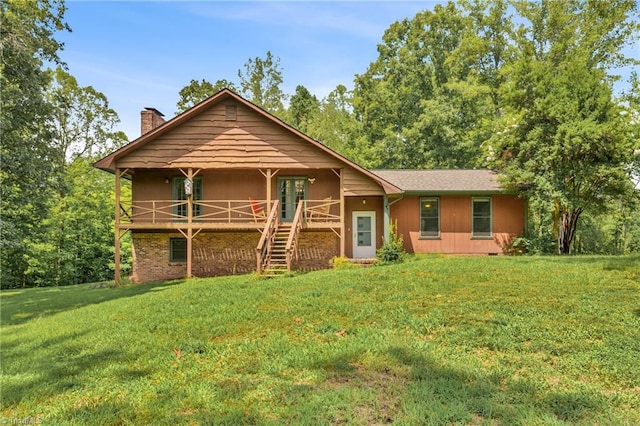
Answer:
557;208;583;255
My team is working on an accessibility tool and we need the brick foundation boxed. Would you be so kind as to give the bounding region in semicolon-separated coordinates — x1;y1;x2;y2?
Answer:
131;230;339;283
295;231;340;271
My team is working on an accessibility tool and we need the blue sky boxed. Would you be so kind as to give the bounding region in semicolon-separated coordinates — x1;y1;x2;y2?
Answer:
58;1;638;142
59;1;436;140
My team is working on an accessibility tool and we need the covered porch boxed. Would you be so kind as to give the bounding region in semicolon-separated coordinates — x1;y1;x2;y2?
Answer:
113;166;358;281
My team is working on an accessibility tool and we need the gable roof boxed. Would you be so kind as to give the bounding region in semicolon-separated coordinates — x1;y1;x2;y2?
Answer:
371;169;504;193
94;88;401;195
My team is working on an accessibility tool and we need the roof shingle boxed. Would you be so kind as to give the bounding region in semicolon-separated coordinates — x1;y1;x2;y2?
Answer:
371;169;503;192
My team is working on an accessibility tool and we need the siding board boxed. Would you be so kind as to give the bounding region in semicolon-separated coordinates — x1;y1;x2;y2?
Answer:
117;102;385;196
391;195;525;254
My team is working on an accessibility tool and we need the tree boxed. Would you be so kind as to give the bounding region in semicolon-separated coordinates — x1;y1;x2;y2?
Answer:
238;51;287;116
27;68;129;286
287;85;319;132
304;85;364;162
24;158;124;286
353;1;510;169
0;0;70;288
176;78;238;113
488;0;639;254
48;67;127;179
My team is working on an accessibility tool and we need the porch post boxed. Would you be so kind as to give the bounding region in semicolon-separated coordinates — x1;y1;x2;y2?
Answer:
266;168;272;215
186;167;193;278
114;168;121;284
383;195;390;243
340;168;345;257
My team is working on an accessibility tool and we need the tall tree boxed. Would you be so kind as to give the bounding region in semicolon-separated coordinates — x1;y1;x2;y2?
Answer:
0;0;70;288
353;1;508;168
305;85;363;162
488;0;639;254
238;51;287;116
48;67;127;179
27;69;128;286
287;85;320;132
176;78;238;113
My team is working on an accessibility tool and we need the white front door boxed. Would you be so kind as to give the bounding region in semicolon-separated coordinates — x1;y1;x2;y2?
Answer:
353;211;376;258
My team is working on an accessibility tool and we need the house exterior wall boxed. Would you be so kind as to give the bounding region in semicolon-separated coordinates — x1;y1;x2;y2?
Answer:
130;229;339;283
117;101;384;196
344;196;384;258
390;194;525;255
129;169;343;223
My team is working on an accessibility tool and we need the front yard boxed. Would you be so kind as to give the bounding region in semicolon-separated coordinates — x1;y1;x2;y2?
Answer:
1;255;639;424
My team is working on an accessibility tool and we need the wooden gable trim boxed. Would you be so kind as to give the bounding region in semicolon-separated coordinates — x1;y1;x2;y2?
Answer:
94;89;402;195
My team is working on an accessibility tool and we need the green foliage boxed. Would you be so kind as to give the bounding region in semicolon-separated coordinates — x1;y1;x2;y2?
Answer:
304;84;364;163
376;221;406;264
175;78;238;113
485;0;639;254
2;256;639;423
0;0;70;287
47;67;127;172
353;1;509;169
329;256;362;269
238;50;287;116
287;85;319;132
1;1;131;288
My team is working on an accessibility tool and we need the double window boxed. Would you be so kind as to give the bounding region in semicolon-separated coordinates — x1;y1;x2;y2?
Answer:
420;197;440;238
172;177;203;219
419;197;493;239
472;197;492;238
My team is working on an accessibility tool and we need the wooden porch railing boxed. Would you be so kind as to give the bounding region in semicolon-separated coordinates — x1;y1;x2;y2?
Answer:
119;199;270;224
285;200;305;272
255;200;280;274
118;198;341;225
304;198;341;223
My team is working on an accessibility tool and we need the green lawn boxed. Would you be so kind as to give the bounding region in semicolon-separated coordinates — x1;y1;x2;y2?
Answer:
1;255;639;425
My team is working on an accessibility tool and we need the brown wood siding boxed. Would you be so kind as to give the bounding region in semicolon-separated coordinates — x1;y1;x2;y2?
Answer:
117;102;383;196
345;196;384;258
391;195;525;254
342;169;385;196
118;101;343;169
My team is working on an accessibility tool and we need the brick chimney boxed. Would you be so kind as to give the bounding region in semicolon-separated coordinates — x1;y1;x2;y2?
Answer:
140;107;165;135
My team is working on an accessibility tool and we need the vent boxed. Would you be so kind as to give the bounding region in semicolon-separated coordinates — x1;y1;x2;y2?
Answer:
225;104;237;121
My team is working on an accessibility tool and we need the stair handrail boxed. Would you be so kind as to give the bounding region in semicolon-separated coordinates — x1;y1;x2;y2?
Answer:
285;200;304;272
256;200;280;274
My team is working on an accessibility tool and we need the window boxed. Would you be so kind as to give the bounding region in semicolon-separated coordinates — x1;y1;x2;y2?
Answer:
472;197;492;238
172;177;203;219
420;197;439;238
170;238;187;262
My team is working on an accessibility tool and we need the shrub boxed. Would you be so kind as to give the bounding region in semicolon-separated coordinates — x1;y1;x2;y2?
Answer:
377;221;406;264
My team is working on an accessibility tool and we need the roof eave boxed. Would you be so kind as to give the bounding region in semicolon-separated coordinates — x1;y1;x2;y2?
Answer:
93;88;402;195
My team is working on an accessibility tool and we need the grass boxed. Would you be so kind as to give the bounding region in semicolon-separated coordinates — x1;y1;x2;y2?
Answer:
1;255;639;425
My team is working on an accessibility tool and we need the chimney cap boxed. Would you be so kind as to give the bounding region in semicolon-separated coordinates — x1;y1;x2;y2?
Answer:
144;107;164;117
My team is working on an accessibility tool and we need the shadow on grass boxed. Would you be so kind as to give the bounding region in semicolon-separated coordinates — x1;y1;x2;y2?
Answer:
388;347;608;424
0;280;183;326
1;329;154;409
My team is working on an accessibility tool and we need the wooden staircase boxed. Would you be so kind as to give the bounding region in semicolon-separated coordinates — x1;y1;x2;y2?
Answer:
262;224;291;277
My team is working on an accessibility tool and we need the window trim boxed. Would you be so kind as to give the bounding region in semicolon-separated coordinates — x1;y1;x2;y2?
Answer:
169;237;187;263
419;197;440;239
472;197;493;239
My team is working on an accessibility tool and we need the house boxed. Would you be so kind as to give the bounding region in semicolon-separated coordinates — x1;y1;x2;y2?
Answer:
95;89;525;283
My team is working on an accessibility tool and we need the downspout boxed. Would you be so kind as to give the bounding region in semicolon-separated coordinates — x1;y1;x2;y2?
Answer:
383;195;390;243
383;194;404;242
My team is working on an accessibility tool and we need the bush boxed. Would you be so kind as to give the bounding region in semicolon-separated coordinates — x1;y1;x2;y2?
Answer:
377;221;406;264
